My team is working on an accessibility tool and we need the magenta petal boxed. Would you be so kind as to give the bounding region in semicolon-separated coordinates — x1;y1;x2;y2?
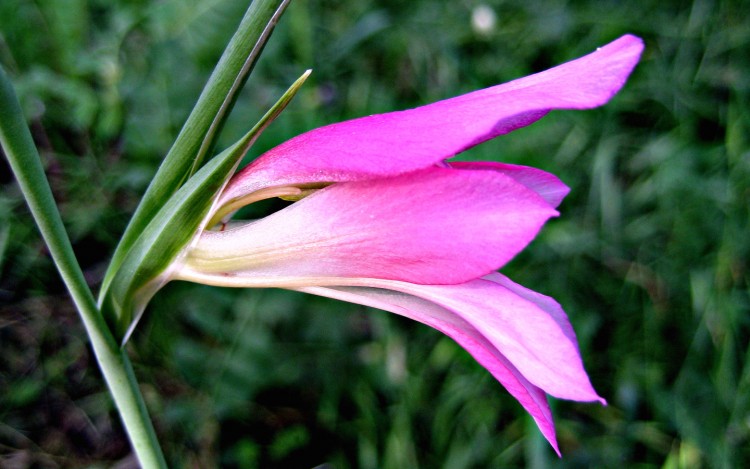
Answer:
188;168;557;284
296;284;561;454
485;273;579;347
220;34;643;204
371;276;604;403
450;161;570;208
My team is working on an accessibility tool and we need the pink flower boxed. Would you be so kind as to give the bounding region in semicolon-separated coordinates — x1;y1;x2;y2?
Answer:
173;34;643;453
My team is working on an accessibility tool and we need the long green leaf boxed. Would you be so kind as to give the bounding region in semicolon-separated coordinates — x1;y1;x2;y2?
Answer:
100;0;292;302
101;71;311;343
0;64;168;469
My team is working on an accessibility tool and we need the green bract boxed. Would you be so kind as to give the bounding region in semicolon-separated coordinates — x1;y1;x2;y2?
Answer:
99;70;310;343
97;0;292;343
101;0;292;300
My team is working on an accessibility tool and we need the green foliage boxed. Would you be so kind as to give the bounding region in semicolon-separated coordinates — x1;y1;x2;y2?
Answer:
99;68;310;342
1;0;748;467
99;0;292;341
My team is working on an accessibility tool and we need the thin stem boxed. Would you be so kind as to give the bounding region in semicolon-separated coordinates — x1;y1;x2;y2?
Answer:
0;65;168;468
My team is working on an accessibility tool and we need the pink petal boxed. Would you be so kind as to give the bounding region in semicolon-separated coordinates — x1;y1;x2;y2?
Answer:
296;284;561;454
220;34;643;205
370;276;604;403
486;272;579;347
449;161;570;208
188;167;557;285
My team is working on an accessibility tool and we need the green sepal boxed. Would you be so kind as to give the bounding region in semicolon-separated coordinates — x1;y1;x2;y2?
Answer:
100;70;311;344
99;0;292;307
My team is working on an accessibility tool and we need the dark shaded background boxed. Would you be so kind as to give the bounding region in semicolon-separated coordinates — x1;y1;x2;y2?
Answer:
1;0;748;467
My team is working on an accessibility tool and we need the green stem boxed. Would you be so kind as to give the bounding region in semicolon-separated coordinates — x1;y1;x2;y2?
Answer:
0;66;167;468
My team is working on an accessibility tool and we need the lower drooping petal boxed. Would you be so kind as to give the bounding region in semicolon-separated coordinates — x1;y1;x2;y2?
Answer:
293;284;560;453
336;275;603;403
218;34;643;205
186;167;558;285
293;273;604;454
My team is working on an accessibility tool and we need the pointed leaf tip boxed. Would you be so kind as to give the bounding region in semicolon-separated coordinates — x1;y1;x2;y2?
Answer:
102;67;312;343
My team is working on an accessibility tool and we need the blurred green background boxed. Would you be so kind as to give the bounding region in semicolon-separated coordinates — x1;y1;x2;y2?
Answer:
1;0;748;467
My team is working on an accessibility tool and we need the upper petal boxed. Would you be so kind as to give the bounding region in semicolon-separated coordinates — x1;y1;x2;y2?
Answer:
219;34;643;205
186;167;557;285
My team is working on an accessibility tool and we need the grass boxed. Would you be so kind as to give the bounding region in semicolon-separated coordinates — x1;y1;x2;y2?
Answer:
1;0;748;467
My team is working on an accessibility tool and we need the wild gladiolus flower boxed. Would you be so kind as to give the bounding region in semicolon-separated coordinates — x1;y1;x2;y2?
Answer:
170;34;643;453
